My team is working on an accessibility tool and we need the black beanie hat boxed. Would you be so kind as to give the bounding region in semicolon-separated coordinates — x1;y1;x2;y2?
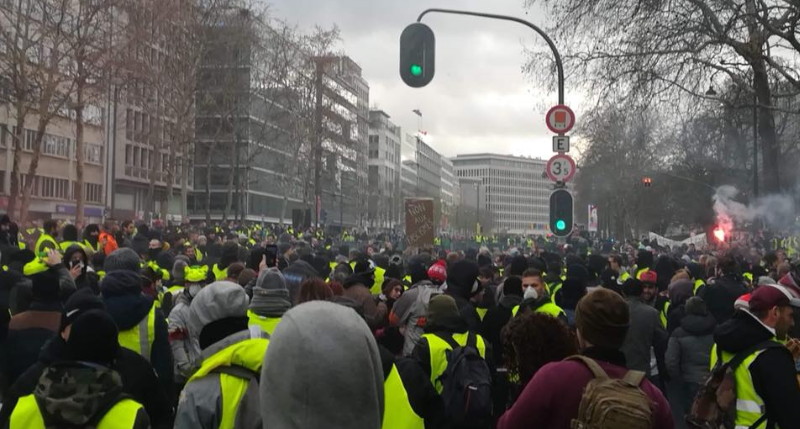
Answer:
31;270;61;303
507;255;529;277
64;310;119;365
62;287;105;331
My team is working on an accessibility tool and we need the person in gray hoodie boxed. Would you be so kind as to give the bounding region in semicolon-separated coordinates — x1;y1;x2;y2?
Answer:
260;301;384;429
174;282;269;429
666;296;716;424
247;268;291;336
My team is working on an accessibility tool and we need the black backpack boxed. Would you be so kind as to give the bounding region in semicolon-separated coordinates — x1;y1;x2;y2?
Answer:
436;332;493;427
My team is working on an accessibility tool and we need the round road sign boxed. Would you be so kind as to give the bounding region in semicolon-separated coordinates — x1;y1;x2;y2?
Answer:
546;105;576;134
546;153;577;182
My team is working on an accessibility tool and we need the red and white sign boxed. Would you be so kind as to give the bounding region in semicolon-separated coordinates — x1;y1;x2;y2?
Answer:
545;104;576;134
546;153;576;182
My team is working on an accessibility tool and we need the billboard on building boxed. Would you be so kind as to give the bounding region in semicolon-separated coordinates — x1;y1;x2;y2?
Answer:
405;198;434;248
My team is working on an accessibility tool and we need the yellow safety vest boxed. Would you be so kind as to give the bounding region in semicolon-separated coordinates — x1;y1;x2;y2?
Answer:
188;336;269;429
213;264;228;281
34;233;58;256
383;364;425;429
195;248;204;263
23;258;49;276
372;266;387;295
59;241;86;252
247;310;281;336
511;301;566;319
693;279;706;296
118;303;156;361
548;281;563;303
659;301;670;328
83;239;101;253
10;394;143;429
618;271;631;284
422;332;487;394
476;307;488;321
710;343;777;429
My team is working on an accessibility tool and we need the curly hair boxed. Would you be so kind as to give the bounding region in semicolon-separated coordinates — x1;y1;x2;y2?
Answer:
502;312;578;387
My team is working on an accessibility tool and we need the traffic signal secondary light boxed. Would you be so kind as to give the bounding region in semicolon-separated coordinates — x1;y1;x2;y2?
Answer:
400;23;435;87
549;189;573;237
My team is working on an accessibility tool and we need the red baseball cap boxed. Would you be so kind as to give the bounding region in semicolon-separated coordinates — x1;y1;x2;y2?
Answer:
749;284;800;312
639;270;658;285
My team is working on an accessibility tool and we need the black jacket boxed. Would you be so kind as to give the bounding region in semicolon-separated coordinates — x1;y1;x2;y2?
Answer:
714;311;800;428
103;292;173;400
0;336;173;429
481;294;522;365
700;275;747;324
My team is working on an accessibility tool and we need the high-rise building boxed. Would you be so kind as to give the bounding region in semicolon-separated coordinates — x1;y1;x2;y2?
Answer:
367;110;401;229
440;158;456;231
452;153;552;234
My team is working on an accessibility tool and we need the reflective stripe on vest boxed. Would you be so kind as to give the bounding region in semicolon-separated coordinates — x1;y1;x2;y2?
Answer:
476;307;488;321
511;303;564;318
188;336;269;429
118;303;157;361
213;264;228;281
710;344;771;428
383;364;425;429
10;394;143;429
422;332;487;394
247;310;281;336
511;305;520;317
548;282;563;303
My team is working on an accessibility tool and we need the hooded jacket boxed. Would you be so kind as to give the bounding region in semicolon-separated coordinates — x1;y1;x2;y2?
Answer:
700;274;747;324
481;294;523;366
101;271;173;397
6;362;149;429
713;311;800;428
166;282;209;382
343;274;388;330
260;301;384;429
1;336;172;429
620;296;667;376
665;310;716;384
173;330;268;429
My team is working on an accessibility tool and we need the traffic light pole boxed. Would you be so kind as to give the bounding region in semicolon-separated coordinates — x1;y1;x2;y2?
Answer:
416;8;565;105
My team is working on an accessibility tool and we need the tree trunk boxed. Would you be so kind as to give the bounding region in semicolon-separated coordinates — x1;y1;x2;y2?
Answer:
205;147;212;223
7;107;25;218
19;120;48;224
753;60;780;193
75;92;86;227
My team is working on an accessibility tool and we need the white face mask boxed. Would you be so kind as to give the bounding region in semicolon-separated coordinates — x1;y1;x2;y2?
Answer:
523;287;539;301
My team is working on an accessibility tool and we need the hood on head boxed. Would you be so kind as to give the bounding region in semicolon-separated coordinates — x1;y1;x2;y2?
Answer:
261;301;383;429
188;281;248;338
714;311;774;353
668;279;694;307
256;268;288;291
35;362;124;427
681;312;717;336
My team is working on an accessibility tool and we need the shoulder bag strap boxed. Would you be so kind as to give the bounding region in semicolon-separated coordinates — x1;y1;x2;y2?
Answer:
621;370;646;386
567;355;609;380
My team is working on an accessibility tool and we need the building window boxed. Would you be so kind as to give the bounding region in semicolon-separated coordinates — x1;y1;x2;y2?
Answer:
85;144;103;164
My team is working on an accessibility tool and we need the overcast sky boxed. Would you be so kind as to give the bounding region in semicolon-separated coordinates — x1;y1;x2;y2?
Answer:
263;0;576;161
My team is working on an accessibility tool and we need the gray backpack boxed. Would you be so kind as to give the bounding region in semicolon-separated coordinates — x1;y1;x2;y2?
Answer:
401;283;442;356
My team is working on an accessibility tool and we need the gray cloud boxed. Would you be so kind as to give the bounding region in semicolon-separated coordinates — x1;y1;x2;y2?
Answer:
264;0;574;160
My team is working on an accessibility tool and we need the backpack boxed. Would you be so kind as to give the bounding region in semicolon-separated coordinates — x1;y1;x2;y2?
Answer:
436;332;493;428
569;355;653;429
401;283;442;356
686;340;782;429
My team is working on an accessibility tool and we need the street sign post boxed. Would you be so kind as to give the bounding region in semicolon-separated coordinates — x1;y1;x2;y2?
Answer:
546;153;576;182
546;104;575;134
552;135;570;152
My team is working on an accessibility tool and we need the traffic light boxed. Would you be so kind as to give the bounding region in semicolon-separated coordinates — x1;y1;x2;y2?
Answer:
549;189;573;237
642;177;652;187
400;23;435;87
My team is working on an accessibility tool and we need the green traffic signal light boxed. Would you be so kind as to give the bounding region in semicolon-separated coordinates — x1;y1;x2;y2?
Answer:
556;220;566;230
400;23;435;87
410;64;423;76
549;189;573;237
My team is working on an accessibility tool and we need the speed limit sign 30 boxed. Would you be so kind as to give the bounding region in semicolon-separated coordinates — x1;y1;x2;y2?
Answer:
546;154;576;182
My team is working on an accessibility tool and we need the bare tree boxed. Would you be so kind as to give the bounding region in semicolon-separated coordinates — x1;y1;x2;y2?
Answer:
526;0;800;193
0;0;78;223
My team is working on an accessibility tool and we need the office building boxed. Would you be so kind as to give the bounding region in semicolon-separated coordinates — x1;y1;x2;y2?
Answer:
367;110;401;229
